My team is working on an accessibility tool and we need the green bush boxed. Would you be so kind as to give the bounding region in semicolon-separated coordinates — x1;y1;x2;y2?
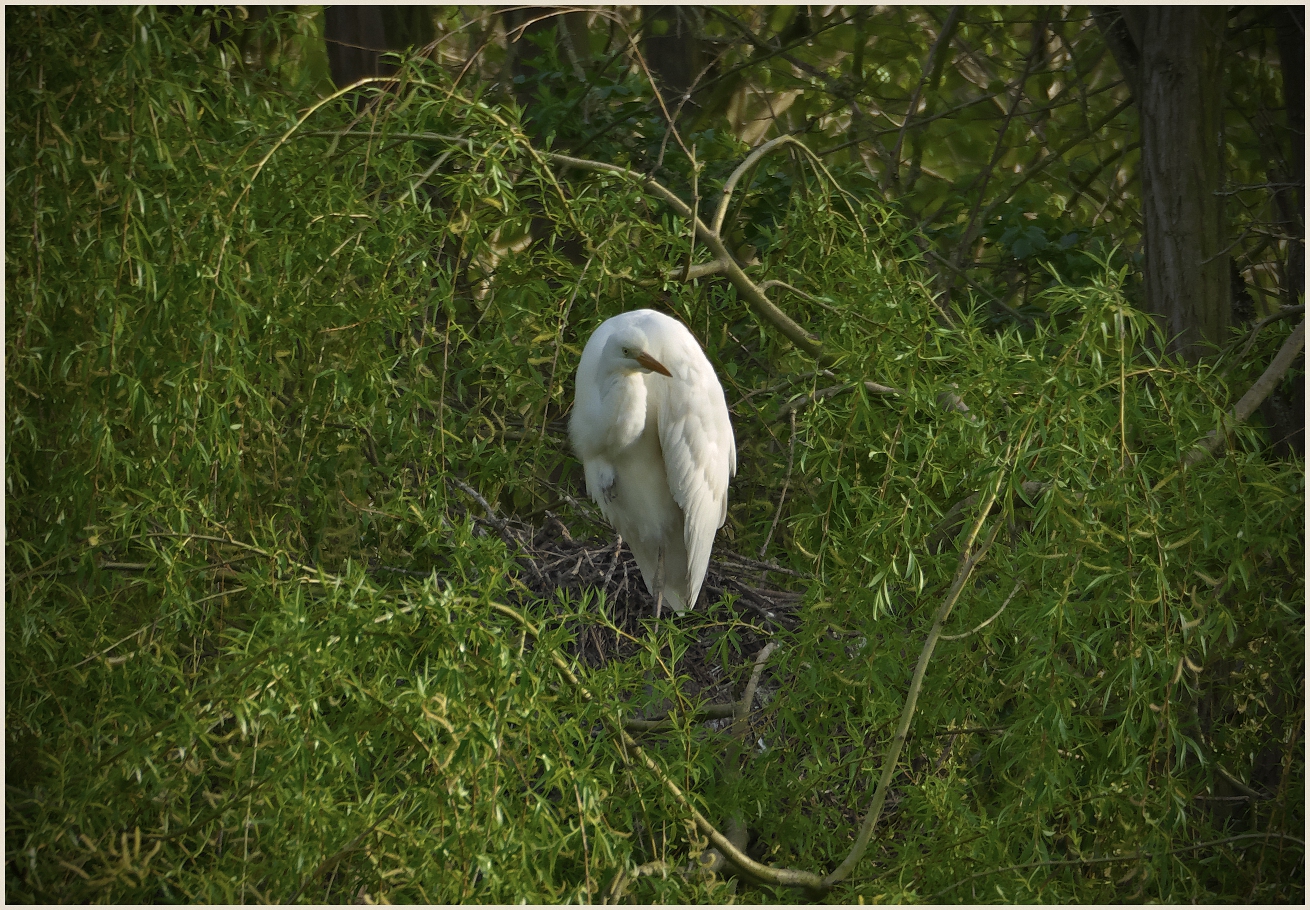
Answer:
7;8;1302;902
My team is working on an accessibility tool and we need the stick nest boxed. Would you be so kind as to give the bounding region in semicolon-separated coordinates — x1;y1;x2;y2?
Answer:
466;505;806;698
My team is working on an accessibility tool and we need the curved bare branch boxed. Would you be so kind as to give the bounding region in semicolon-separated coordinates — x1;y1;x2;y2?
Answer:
487;602;827;891
939;580;1022;641
546;151;826;358
1236;305;1305;362
307;127;830;358
823;465;1009;888
713;134;797;233
1185;319;1305;465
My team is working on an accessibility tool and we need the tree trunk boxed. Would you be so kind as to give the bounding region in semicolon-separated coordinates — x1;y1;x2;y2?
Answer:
1133;6;1230;360
324;6;393;87
1272;6;1304;308
642;7;704;104
1259;6;1305;459
502;7;562;139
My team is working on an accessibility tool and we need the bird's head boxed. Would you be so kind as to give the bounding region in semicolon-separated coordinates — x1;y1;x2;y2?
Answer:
604;329;673;378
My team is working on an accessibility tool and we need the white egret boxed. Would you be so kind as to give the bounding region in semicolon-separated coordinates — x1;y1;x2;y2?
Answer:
570;309;736;614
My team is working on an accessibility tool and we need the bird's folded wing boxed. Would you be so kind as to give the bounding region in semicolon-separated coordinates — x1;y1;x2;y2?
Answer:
658;368;735;599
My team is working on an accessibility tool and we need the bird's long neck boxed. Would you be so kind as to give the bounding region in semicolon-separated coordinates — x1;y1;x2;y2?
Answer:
599;370;652;452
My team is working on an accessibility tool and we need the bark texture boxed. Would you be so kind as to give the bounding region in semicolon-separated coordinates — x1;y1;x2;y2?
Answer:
1272;6;1304;308
324;7;393;88
324;7;433;90
643;7;705;101
1133;6;1230;360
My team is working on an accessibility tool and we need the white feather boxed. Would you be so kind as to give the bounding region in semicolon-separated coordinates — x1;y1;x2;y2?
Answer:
570;309;736;613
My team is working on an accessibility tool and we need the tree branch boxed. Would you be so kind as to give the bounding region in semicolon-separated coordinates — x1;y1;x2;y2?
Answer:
1093;8;1142;101
666;260;729;281
487;601;827;891
760;412;797;557
926;480;1048;553
735;642;779;734
939;580;1022;641
976;95;1135;229
939;22;1046;307
699;641;782;875
889;7;962;190
776;381;903;420
306;127;840;359
1184;319;1305;465
713;133;797;233
1236;305;1305;362
823;466;1009;888
1060;140;1141;216
623;702;736;733
545;150;826;359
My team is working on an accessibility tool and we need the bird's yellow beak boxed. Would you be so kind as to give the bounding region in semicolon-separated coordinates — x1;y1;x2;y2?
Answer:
636;351;672;377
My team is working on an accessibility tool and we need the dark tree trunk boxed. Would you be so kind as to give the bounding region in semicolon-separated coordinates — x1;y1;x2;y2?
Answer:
378;8;434;56
323;7;433;90
324;6;393;87
642;7;704;103
1093;8;1140;99
498;8;589;264
1258;7;1306;459
501;7;560;138
1272;6;1304;308
1132;6;1230;360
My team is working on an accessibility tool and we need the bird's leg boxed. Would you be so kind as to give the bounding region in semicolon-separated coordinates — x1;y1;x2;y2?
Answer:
653;546;665;621
641;546;667;720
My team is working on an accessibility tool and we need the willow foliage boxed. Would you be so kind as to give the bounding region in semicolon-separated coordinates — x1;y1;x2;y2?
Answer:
7;8;1302;903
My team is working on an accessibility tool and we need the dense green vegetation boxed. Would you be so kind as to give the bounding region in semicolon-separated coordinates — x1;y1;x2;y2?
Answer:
7;7;1302;902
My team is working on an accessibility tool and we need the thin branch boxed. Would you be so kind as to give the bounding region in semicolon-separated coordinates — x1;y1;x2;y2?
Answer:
939;581;1022;641
823;465;1009;888
214;76;398;280
760;411;797;558
99;561;151;572
683;143;699;279
488;601;827;891
977;96;1135;229
406;148;455;204
889;7;963;188
713;551;809;579
824;95;974;160
447;476;519;548
776;381;902;421
1236;305;1305;362
930;726;1006;736
624;703;737;734
1060;140;1140;216
758;279;824;306
1184;319;1305;465
546;150;826;359
699;640;781;876
289;815;389;903
735;642;779;733
940;24;1046;301
304;126;829;359
604;860;675;903
926;481;1049;553
713;134;798;234
710;134;866;240
1215;762;1267;800
733;369;837;409
924;245;1030;324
